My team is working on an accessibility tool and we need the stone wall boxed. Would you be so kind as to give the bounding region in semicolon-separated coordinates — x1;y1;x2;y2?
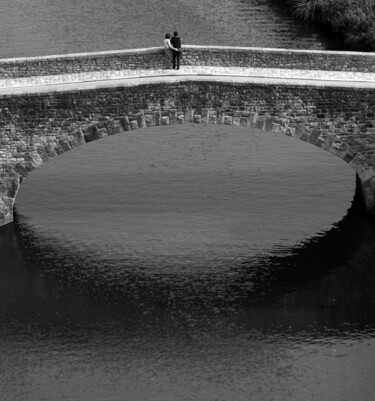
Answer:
1;45;375;79
1;80;375;224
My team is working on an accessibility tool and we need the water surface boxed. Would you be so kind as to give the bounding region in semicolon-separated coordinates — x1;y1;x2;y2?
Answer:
0;1;373;400
2;125;375;401
0;0;341;58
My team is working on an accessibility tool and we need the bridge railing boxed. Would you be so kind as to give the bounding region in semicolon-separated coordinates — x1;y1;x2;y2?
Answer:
0;45;375;79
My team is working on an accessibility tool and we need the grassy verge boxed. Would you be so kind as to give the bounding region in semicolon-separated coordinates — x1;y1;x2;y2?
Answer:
287;0;375;51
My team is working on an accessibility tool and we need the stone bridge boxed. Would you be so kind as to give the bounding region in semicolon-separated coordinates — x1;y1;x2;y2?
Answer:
1;45;375;226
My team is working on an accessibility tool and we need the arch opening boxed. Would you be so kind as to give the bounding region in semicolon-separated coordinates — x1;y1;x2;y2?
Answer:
13;123;356;264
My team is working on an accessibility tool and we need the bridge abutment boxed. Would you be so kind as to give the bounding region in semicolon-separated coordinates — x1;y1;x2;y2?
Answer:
0;176;20;225
358;175;375;213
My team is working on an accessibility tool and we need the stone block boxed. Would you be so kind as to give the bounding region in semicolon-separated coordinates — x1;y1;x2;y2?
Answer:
145;115;154;127
161;116;169;125
224;115;233;125
139;111;146;128
103;121;120;135
250;112;258;127
177;112;185;124
360;168;375;185
217;109;225;124
209;113;217;124
59;139;72;151
0;197;13;226
44;143;58;158
201;108;209;123
233;117;240;126
286;127;296;137
119;116;130;131
183;109;191;124
27;153;43;168
343;152;355;163
271;123;280;133
169;109;177;125
300;131;311;144
154;111;162;126
256;117;265;130
265;117;274;131
0;177;19;197
54;145;64;155
239;117;250;127
14;162;35;177
71;130;86;146
97;128;108;138
129;120;139;130
194;115;202;124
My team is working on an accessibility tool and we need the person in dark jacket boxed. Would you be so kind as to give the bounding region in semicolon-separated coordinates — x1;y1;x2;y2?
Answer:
171;31;182;70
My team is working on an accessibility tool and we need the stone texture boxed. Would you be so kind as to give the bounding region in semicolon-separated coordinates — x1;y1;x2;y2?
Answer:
1;46;375;80
1;69;375;224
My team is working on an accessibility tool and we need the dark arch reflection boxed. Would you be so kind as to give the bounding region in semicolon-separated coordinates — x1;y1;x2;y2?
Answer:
0;179;373;342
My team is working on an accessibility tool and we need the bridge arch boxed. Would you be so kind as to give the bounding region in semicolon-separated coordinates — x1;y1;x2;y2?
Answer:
1;75;375;225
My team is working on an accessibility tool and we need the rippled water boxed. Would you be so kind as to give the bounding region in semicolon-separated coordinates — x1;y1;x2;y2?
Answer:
0;0;341;58
3;125;375;401
1;1;374;400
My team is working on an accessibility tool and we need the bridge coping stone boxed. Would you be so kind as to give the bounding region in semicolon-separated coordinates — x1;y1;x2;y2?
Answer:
1;45;375;64
1;45;375;81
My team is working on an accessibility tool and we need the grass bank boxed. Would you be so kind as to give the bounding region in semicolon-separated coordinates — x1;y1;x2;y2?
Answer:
287;0;375;51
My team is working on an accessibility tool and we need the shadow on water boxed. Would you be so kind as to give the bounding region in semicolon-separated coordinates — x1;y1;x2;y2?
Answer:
262;0;348;51
237;178;373;296
1;178;375;341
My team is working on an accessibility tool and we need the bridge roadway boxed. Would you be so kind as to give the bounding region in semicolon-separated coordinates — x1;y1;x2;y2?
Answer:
1;65;375;95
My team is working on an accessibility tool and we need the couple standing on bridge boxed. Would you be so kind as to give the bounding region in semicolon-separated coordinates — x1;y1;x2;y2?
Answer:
164;31;182;70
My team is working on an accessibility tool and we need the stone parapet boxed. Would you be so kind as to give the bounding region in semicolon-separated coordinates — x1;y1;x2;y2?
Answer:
182;46;375;73
1;46;375;79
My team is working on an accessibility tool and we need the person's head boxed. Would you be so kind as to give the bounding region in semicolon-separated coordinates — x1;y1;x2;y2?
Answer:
165;33;171;39
173;31;178;37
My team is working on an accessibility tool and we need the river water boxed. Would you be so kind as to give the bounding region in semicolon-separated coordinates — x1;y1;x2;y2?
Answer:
0;0;342;58
1;1;374;401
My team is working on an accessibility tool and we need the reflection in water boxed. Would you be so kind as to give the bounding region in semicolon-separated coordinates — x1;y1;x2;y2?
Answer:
1;126;375;400
6;180;375;330
1;184;375;401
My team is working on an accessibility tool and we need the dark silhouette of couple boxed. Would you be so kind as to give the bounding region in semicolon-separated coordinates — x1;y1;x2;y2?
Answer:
164;31;182;69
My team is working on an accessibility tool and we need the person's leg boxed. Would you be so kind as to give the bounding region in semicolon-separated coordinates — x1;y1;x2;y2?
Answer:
172;51;177;69
176;51;181;69
169;51;173;68
165;50;171;68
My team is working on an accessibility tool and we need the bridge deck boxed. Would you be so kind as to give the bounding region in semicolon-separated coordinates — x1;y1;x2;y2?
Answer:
1;66;375;95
